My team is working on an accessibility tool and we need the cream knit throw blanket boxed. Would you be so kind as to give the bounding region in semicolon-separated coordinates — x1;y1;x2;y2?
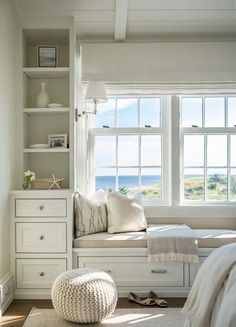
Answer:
182;243;236;327
147;224;199;263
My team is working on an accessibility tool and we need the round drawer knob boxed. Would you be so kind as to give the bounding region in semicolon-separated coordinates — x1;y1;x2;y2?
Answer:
39;205;44;211
39;272;45;277
40;235;45;240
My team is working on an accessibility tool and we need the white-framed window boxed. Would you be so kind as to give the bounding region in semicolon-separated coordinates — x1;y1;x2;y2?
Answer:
86;92;236;207
88;96;170;205
180;96;236;204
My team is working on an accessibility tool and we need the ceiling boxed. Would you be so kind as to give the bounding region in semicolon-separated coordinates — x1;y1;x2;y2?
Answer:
17;0;236;41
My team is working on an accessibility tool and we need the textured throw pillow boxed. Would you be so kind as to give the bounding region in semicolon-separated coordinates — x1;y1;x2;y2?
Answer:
107;191;147;234
75;190;107;237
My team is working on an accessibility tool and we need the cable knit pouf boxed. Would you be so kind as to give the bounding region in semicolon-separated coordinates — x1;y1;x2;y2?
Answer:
51;268;118;323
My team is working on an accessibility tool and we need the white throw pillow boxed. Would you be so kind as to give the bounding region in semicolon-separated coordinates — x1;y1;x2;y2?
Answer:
75;190;107;237
107;191;147;234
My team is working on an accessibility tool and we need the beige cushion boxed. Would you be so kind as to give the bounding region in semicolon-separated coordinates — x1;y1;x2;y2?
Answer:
73;228;236;249
107;191;147;234
74;190;107;237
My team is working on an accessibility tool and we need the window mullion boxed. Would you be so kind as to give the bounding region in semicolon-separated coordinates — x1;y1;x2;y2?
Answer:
139;133;141;192
204;133;207;201
227;133;230;201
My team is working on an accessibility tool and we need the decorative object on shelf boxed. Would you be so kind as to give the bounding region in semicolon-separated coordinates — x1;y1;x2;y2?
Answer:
34;174;64;190
48;103;62;108
48;134;67;148
78;81;107;117
38;46;57;67
23;170;35;190
36;82;50;108
30;144;49;149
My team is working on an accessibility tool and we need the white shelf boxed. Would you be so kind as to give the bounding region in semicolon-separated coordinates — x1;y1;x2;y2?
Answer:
24;108;69;115
24;148;70;153
23;67;69;79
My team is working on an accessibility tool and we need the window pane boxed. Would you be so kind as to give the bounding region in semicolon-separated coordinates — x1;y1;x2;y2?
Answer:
207;168;227;200
230;169;236;200
184;135;204;166
141;135;161;166
95;168;116;190
205;97;225;127
182;97;202;127
141;168;161;200
184;168;204;200
207;135;227;167
228;97;236;127
140;98;160;127
117;98;138;127
118;168;139;194
96;99;116;128
118;135;138;166
95;136;116;166
230;135;236;166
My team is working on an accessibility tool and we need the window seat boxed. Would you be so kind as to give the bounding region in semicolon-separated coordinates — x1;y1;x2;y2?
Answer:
74;228;236;249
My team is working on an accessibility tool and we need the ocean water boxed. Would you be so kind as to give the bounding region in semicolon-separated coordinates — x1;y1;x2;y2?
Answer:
96;175;160;190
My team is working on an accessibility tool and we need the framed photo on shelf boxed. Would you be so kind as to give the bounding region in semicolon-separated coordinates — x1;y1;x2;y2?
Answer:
48;134;67;148
38;46;57;67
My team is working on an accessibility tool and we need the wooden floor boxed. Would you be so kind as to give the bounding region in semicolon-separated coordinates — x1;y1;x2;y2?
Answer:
0;298;186;327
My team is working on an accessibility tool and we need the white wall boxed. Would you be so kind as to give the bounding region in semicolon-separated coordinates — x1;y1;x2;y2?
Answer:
0;0;18;279
81;42;236;83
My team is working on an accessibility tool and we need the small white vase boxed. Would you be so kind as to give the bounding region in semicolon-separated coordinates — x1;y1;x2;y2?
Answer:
36;82;50;108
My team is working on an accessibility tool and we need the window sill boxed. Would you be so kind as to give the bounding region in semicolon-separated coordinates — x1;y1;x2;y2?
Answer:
144;205;236;219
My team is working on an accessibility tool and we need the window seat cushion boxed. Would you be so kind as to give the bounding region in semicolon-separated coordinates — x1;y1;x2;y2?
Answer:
73;228;236;249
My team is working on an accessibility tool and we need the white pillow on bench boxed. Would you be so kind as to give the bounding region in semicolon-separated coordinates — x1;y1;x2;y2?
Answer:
107;191;147;234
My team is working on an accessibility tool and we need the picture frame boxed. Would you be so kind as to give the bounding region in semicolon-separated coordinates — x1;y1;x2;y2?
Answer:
48;134;67;148
38;46;57;67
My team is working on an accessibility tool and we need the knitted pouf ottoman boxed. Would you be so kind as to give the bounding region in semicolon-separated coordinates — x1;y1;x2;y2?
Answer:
51;268;117;323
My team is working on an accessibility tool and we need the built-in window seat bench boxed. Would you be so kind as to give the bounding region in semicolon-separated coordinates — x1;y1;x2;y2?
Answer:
73;228;236;297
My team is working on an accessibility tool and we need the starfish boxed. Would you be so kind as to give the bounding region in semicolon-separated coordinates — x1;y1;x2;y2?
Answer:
48;174;64;189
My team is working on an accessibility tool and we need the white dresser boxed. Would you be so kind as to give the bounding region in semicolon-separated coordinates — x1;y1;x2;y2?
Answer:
11;190;73;299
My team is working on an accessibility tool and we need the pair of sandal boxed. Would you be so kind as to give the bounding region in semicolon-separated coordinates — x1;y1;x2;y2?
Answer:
128;291;168;307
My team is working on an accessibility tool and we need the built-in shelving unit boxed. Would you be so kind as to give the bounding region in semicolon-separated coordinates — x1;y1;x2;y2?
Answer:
23;148;70;153
23;108;69;114
18;25;75;190
23;67;69;79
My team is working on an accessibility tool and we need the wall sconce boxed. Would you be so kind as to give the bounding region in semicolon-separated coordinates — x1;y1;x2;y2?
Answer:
78;81;107;117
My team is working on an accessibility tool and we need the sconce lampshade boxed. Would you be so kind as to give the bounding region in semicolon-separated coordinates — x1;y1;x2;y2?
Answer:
85;81;107;103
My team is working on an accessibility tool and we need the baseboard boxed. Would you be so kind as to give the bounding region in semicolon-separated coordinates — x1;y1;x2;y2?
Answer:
0;272;14;317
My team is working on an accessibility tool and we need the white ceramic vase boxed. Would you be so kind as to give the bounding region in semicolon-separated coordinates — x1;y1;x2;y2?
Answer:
36;82;50;108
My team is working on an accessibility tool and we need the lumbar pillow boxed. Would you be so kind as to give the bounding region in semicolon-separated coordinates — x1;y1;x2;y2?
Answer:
107;191;147;234
75;190;107;237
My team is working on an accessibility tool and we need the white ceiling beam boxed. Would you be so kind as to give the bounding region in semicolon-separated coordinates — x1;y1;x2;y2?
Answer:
115;0;128;41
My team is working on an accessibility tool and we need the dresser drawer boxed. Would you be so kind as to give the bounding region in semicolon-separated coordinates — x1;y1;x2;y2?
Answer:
16;222;67;253
16;259;67;289
15;199;67;217
78;257;184;287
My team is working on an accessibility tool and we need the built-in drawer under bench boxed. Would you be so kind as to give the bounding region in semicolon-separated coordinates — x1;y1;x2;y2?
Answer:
73;228;236;297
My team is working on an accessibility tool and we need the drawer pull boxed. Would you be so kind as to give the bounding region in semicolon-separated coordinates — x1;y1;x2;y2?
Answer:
39;205;44;211
39;272;45;277
151;269;167;274
106;270;112;273
40;235;45;240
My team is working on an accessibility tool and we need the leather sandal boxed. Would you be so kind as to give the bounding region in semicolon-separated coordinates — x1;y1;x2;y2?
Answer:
149;290;168;307
128;292;156;306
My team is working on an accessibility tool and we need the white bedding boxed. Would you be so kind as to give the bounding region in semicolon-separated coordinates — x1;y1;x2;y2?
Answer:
182;243;236;327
